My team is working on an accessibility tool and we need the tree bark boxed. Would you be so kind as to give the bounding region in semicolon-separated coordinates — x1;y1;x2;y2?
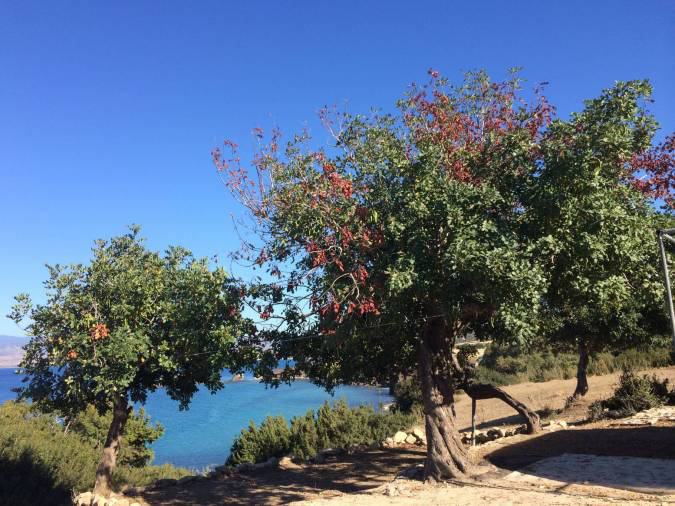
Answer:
572;337;589;398
418;322;470;482
93;395;129;496
464;382;541;434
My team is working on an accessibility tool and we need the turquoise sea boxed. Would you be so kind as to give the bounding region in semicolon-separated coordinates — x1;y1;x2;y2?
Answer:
0;368;391;470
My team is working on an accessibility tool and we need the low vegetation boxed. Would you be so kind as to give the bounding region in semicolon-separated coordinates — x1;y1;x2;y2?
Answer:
227;399;416;466
474;343;672;386
391;343;673;414
0;401;190;506
588;367;675;421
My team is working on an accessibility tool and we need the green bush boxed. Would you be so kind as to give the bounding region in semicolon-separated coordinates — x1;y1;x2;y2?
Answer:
392;377;423;413
70;404;164;467
228;415;291;465
227;399;416;466
587;367;673;421
289;411;319;461
0;401;189;506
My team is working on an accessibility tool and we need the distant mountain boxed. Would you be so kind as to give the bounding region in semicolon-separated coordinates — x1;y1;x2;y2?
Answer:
0;335;28;367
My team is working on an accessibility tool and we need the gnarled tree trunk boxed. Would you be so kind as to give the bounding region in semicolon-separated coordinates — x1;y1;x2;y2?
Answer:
93;394;129;496
464;382;541;433
418;319;470;482
572;337;589;399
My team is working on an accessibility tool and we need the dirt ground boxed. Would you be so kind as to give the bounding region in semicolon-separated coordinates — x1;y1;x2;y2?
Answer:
127;367;675;506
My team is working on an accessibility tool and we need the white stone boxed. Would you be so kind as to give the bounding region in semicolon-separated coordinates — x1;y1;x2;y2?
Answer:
411;427;425;440
393;430;407;443
405;434;417;444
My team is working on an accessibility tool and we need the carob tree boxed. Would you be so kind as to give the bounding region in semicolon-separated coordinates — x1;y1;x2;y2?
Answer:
9;227;247;495
216;70;550;481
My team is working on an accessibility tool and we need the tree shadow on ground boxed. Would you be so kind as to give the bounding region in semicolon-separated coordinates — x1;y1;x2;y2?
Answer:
485;426;675;493
135;447;426;506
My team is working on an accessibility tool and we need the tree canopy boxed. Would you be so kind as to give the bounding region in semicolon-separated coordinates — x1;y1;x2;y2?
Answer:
9;226;247;495
216;70;673;481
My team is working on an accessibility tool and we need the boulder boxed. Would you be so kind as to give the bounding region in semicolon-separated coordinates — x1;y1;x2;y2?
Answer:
496;428;508;438
74;492;93;506
405;434;417;444
384;437;394;446
114;500;130;506
558;420;568;428
278;456;301;469
177;476;197;486
91;495;107;506
411;427;425;441
152;478;178;489
393;431;407;443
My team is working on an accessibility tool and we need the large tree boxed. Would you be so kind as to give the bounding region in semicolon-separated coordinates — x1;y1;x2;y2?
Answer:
528;81;673;399
9;227;247;496
216;70;552;481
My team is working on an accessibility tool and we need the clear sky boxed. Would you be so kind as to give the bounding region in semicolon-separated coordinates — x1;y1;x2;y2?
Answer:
1;1;673;335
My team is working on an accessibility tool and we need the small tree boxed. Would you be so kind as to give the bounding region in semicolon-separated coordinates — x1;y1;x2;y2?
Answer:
216;70;552;481
529;81;673;399
8;227;246;495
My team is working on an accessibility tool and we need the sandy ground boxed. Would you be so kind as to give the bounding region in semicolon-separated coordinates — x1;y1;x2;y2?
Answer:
128;367;675;506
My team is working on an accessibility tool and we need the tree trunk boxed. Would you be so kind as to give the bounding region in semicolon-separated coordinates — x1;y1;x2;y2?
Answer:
573;337;589;398
418;326;470;482
464;383;541;434
93;395;129;496
388;371;397;396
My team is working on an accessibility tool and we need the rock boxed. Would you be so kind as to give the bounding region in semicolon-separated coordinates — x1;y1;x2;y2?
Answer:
234;462;254;472
130;503;142;506
152;478;178;489
393;430;407;443
278;456;301;469
411;427;425;441
114;500;130;506
405;434;417;444
558;420;567;428
177;475;197;485
496;428;507;438
384;437;394;446
74;492;93;506
91;495;107;506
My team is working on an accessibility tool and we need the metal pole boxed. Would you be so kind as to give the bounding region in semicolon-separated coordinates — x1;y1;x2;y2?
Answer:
657;230;675;347
471;397;476;446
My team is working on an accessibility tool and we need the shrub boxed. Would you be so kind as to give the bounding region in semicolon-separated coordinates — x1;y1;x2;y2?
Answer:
587;367;673;421
392;377;423;413
289;411;319;461
228;416;291;465
70;404;164;467
0;401;189;506
227;399;416;466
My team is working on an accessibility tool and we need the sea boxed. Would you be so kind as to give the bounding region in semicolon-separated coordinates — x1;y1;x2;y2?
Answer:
0;368;391;470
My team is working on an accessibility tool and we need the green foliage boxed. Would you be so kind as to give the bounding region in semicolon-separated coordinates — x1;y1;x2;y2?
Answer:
70;405;164;467
7;226;248;482
226;400;416;466
530;80;670;363
473;343;673;385
587;367;674;421
0;401;189;506
392;377;423;413
228;416;291;465
289;410;319;461
9;226;247;416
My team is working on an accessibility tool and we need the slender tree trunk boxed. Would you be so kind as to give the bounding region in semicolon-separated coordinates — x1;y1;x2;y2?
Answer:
464;383;541;433
573;337;589;398
388;371;397;396
418;326;470;482
93;395;129;496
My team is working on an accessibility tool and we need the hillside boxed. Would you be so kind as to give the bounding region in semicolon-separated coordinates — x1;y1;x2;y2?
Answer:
0;335;27;367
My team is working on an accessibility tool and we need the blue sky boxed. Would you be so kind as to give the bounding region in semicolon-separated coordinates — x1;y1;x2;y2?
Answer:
1;1;674;335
